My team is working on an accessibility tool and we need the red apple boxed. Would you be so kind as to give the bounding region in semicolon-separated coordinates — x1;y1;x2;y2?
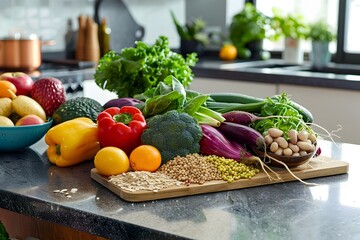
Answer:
0;72;34;96
15;114;45;126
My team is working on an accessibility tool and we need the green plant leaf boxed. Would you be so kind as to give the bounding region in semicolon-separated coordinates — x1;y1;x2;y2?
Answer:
308;20;336;42
94;36;198;98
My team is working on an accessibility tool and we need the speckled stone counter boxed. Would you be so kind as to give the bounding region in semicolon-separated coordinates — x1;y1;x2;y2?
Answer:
0;139;359;240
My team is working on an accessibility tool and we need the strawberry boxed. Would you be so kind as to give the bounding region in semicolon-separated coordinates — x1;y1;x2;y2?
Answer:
31;77;66;117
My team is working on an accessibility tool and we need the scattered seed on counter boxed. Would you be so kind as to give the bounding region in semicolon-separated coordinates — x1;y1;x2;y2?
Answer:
53;188;79;198
108;171;183;192
157;153;222;185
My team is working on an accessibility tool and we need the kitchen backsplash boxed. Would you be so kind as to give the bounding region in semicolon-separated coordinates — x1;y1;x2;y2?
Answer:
0;0;185;52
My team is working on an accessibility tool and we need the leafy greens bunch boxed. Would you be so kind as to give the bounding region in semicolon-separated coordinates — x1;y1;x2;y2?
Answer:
135;75;225;127
252;93;315;139
94;36;198;98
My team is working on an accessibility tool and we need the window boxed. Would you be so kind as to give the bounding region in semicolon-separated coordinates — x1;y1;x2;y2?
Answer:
345;0;360;53
251;0;360;64
255;0;339;54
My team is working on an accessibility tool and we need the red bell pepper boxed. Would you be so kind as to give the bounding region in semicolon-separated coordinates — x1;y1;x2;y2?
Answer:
97;106;147;154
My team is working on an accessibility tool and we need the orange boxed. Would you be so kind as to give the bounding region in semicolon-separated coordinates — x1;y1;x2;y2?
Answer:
0;80;17;98
94;147;130;176
129;145;162;172
219;44;238;61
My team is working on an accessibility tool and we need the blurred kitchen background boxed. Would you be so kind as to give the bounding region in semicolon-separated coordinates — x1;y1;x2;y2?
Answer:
0;0;358;60
0;0;185;53
1;0;360;73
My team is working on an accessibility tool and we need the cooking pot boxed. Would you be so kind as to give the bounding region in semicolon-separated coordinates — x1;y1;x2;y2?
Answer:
0;34;55;72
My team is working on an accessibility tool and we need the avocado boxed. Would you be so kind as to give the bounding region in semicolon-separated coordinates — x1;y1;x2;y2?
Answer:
52;97;103;125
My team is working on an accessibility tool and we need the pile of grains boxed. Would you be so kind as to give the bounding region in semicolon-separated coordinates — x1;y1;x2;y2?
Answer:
157;153;222;185
107;154;261;192
206;155;260;182
108;171;183;192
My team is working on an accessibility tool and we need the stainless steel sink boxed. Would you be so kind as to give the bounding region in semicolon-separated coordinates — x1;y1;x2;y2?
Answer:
219;59;360;76
219;59;300;70
299;64;360;76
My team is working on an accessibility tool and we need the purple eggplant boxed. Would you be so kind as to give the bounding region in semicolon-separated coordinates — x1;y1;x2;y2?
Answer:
222;111;265;125
200;124;261;163
218;122;265;149
103;98;143;109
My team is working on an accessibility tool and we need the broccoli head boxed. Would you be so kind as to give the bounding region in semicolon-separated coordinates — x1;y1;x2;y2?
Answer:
141;110;203;164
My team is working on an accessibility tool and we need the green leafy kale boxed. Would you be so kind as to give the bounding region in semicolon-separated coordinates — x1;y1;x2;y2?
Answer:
94;36;198;98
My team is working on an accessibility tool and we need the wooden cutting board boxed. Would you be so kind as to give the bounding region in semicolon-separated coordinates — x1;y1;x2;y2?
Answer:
91;156;349;202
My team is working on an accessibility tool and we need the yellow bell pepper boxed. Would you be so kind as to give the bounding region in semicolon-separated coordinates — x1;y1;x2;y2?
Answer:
45;117;101;167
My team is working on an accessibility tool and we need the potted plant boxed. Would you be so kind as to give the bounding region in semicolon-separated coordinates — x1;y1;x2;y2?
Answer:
171;11;210;57
229;2;272;59
307;20;337;69
271;9;309;64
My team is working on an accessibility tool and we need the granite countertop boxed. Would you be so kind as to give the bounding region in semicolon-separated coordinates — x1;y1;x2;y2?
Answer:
0;138;359;240
193;58;360;91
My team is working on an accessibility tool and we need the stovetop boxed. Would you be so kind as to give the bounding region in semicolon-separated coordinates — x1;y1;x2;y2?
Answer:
29;62;96;98
31;60;96;78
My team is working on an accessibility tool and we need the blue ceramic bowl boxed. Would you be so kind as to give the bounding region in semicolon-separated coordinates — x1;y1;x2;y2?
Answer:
0;118;53;152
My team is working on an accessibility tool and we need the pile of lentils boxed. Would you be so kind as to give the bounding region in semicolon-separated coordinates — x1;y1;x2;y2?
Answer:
157;153;221;185
157;153;259;184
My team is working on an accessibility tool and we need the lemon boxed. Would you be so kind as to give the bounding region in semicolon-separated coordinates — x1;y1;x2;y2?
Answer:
94;147;130;176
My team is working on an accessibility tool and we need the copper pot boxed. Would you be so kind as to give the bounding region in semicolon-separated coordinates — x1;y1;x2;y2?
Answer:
0;34;54;72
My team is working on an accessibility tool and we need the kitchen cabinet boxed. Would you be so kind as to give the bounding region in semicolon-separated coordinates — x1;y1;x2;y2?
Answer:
0;208;106;240
278;84;359;145
189;77;277;98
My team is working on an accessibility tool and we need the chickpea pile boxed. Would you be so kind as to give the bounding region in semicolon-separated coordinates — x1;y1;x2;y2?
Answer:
264;128;317;157
206;155;259;183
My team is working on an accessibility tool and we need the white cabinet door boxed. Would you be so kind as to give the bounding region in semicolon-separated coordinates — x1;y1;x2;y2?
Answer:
279;84;359;145
190;77;277;98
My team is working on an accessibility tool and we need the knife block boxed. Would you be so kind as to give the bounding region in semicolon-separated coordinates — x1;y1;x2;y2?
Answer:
76;15;100;62
84;17;100;62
